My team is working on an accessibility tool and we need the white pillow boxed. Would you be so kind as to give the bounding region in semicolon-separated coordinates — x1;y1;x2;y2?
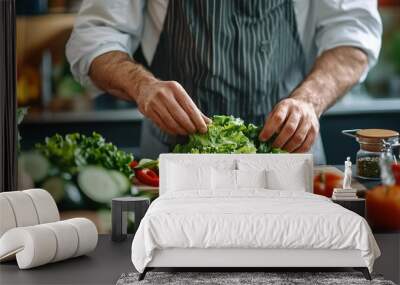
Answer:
209;159;237;170
266;167;307;191
212;168;237;190
236;169;267;189
211;169;268;190
237;159;309;192
167;163;212;191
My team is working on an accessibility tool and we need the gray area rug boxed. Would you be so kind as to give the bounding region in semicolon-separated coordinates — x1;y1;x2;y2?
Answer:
117;272;395;285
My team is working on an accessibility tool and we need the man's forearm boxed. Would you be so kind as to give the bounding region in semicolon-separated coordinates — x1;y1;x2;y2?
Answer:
89;51;209;135
89;51;156;101
291;46;368;117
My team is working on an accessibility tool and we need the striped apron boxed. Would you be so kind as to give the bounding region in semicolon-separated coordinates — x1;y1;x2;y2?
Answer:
140;0;326;164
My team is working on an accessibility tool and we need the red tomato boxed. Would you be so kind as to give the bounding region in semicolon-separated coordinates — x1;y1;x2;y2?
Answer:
134;168;159;187
313;172;342;198
392;164;400;185
379;0;399;7
366;185;400;231
130;160;139;169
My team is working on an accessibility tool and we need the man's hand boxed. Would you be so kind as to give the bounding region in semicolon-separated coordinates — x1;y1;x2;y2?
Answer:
259;46;368;153
89;51;210;135
135;80;210;135
259;98;319;153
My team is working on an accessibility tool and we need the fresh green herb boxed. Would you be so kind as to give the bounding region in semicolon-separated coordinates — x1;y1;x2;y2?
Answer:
36;132;133;177
173;115;285;154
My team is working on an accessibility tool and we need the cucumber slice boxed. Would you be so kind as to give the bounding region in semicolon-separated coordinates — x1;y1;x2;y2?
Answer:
108;170;130;194
41;176;65;203
96;209;112;234
18;151;49;183
61;182;86;210
78;166;121;203
42;178;86;209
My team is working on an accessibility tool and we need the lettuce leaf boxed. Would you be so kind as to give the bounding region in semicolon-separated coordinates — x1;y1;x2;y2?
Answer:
36;132;134;177
173;115;285;154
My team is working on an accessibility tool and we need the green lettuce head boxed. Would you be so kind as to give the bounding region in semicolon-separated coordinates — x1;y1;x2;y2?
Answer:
173;115;285;154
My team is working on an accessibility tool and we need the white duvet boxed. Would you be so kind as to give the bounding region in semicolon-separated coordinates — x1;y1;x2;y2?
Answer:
131;190;380;273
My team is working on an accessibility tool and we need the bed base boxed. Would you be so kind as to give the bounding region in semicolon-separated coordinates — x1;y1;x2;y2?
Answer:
138;267;371;281
138;248;372;281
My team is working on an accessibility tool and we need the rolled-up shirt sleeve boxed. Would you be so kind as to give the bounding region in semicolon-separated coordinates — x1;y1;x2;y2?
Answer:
66;0;146;94
314;0;382;81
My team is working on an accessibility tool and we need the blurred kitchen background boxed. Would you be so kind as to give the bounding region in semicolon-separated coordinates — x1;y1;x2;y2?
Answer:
16;0;400;232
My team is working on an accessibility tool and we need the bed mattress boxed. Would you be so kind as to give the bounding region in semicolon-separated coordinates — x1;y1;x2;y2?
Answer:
131;190;380;273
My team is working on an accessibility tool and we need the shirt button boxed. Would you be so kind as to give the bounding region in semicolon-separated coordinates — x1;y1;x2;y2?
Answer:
258;41;270;53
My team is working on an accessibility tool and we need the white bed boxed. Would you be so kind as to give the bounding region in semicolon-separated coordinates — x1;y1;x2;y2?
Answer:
131;154;380;280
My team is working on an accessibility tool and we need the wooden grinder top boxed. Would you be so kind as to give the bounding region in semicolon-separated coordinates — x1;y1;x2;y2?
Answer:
356;129;399;152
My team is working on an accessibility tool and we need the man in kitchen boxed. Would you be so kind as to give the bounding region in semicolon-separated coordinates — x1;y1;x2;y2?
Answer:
66;0;382;164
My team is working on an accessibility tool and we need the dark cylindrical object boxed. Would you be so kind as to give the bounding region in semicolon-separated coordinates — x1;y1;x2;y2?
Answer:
0;0;17;192
111;197;150;242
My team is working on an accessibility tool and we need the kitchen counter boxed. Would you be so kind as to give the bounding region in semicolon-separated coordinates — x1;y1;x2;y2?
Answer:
325;98;400;116
22;98;400;124
24;108;143;124
20;97;400;165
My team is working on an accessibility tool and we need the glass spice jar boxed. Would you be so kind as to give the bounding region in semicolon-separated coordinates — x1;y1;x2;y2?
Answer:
342;129;399;180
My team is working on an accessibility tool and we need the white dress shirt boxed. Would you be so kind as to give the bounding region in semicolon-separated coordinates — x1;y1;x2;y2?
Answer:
66;0;382;95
